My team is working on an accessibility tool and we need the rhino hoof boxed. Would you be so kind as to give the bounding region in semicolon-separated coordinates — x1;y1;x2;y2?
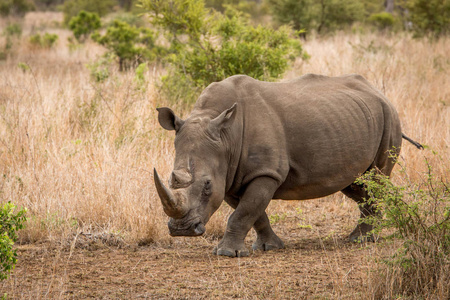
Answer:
252;234;285;251
349;223;376;243
213;247;249;257
349;234;376;243
252;242;285;251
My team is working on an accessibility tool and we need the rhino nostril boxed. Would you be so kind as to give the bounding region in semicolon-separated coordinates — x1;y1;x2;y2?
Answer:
194;223;206;235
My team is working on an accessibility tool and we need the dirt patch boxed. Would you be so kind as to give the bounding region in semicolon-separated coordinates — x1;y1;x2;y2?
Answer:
2;228;376;299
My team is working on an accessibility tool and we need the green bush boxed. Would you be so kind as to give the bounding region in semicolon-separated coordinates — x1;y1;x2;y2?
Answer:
268;0;365;35
0;202;27;281
267;0;315;34
204;0;266;18
316;0;365;33
407;0;450;37
359;0;385;16
368;12;395;29
204;0;238;12
3;23;22;38
107;12;145;27
0;0;34;17
69;11;102;42
33;0;65;10
134;62;148;89
29;33;59;48
86;53;114;82
1;23;23;60
140;0;305;103
92;20;160;71
356;157;450;298
62;0;117;25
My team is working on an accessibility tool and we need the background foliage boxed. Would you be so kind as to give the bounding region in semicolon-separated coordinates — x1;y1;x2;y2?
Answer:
91;20;159;71
0;203;27;281
68;10;101;42
357;157;449;298
62;0;117;25
406;0;450;37
0;0;34;17
140;0;305;103
0;0;449;291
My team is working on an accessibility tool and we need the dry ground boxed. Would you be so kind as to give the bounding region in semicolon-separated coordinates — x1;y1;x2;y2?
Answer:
5;201;376;299
0;12;449;299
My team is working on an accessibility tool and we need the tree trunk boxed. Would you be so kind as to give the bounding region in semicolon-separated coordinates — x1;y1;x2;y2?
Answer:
385;0;394;13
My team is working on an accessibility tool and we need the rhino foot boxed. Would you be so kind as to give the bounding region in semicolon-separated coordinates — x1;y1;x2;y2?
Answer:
213;246;249;257
252;234;285;251
213;239;250;257
349;223;376;243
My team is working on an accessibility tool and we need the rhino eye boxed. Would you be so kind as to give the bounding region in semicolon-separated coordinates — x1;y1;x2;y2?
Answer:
202;180;212;196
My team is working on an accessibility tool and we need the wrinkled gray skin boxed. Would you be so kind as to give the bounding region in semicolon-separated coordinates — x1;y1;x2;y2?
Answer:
154;74;410;257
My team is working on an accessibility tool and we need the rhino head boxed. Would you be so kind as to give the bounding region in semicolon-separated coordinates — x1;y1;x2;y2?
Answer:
154;104;237;236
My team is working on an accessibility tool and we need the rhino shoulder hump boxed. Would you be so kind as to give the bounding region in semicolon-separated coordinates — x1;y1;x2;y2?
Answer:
343;74;372;87
299;73;327;81
347;73;367;81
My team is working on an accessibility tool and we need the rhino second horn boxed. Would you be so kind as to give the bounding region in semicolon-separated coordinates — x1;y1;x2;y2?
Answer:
153;168;185;219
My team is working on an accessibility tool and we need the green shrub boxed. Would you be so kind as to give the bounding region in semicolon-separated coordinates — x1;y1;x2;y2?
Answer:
29;33;59;48
1;23;23;60
316;0;365;33
69;11;102;42
0;202;27;281
134;62;148;89
204;0;238;12
267;0;315;34
33;0;64;10
368;12;395;29
359;0;385;16
407;0;450;37
0;0;34;17
204;0;266;18
140;0;305;103
62;0;117;25
92;20;160;71
86;53;114;82
18;62;30;72
268;0;365;35
356;157;450;298
108;12;145;27
3;23;22;38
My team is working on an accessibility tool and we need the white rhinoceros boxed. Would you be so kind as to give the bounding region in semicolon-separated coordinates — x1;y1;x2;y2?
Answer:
154;74;422;257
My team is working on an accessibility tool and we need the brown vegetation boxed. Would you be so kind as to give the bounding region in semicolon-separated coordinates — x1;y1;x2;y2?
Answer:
0;12;449;299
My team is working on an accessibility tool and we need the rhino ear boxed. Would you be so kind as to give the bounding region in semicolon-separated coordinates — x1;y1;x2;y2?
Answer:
209;103;237;136
157;107;185;131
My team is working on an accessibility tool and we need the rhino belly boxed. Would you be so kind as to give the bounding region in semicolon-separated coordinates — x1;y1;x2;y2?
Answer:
273;172;361;200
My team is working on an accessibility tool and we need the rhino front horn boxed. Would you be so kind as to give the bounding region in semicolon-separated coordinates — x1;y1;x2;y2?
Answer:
153;168;185;219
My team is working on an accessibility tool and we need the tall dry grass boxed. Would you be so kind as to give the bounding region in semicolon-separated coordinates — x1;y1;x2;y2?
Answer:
0;13;448;253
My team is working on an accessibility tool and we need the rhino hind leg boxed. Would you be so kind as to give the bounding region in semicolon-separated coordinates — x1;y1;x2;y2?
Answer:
341;183;378;243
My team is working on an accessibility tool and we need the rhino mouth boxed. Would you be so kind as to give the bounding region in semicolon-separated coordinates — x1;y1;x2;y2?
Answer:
168;218;206;237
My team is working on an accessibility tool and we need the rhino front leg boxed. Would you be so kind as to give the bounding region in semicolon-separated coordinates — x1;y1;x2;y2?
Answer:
224;196;284;252
251;213;284;251
214;176;279;257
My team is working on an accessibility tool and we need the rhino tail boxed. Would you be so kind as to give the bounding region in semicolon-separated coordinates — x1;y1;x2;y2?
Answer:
402;133;424;150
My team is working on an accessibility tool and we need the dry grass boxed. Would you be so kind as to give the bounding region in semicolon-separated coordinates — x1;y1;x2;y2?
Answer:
0;12;449;299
